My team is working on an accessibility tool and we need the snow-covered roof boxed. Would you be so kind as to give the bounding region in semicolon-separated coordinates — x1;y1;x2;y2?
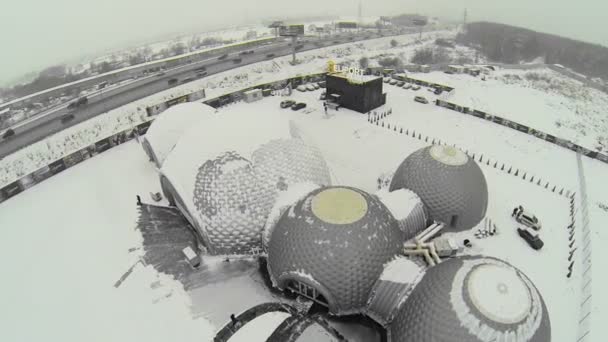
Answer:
376;188;422;221
262;181;320;249
144;102;216;166
379;257;424;284
161;111;293;220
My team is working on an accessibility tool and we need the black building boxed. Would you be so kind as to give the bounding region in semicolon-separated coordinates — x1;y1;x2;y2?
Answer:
326;73;386;113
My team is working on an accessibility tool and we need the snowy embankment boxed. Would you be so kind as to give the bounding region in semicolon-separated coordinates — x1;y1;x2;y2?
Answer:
0;29;459;188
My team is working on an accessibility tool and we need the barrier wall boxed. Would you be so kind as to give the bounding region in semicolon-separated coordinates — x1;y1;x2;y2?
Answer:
434;99;608;165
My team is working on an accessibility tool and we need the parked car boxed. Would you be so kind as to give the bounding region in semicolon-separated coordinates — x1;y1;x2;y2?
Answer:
306;84;316;91
396;81;405;87
383;77;391;83
389;79;398;85
319;92;326;100
414;96;429;104
296;85;307;92
411;85;421;91
402;84;412;90
291;102;307;111
312;83;320;90
517;227;544;250
280;100;296;108
434;88;443;95
514;208;542;230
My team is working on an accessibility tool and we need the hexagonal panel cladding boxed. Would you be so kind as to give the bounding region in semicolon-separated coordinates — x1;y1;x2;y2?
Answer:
389;145;488;231
267;186;406;315
160;113;333;255
389;256;551;342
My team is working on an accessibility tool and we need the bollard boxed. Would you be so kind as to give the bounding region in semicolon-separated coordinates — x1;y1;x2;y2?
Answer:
537;179;541;185
425;136;428;142
400;128;403;133
494;162;497;168
514;169;519;176
552;185;556;192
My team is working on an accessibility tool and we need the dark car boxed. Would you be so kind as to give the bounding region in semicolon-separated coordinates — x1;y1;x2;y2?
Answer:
2;128;15;140
60;113;75;124
266;53;275;59
168;78;179;86
218;54;229;60
67;96;88;110
280;100;296;108
232;58;242;64
414;96;429;104
517;227;544;250
291;102;307;111
434;88;443;95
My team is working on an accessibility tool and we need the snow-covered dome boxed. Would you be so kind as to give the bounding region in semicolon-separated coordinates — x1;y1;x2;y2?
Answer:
389;145;488;231
389;256;551;342
377;188;428;238
142;102;216;167
267;186;405;315
160;112;331;255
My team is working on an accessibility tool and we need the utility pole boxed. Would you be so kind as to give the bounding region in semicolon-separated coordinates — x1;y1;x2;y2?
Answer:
463;8;468;33
358;1;362;29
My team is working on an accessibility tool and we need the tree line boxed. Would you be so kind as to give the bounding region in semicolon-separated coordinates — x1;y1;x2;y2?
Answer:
458;21;608;80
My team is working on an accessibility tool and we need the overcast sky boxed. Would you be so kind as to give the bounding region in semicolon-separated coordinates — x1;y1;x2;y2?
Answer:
0;0;606;86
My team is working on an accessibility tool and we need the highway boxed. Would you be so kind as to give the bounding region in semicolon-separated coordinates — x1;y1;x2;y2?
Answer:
0;30;401;159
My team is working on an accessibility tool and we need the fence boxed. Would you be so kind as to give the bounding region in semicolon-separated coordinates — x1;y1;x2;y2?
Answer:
370;113;592;341
575;153;592;342
0;73;327;205
434;99;608;165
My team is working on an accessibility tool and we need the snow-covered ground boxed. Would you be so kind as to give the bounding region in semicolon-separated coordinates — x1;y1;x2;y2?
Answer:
1;29;607;341
0;141;215;342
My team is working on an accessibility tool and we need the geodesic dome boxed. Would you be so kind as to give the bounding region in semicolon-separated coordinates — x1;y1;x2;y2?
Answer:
389;256;551;342
389;145;488;231
267;186;405;315
142;102;216;167
160;113;331;255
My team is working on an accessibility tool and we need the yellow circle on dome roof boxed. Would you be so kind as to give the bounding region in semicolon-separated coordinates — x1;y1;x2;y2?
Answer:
311;188;368;225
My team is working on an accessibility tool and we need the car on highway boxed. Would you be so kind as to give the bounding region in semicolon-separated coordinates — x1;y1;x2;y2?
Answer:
218;54;229;60
239;50;254;55
181;77;194;83
414;96;429;104
196;70;208;77
2;129;15;140
280;100;296;108
168;78;179;86
67;96;88;110
60;113;75;124
266;53;275;59
291;102;307;111
232;58;242;64
517;227;544;250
